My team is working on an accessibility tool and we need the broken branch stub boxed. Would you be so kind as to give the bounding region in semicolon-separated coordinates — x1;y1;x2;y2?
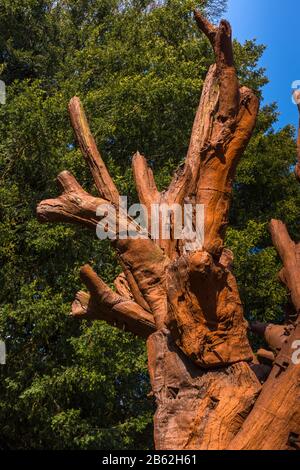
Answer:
71;265;156;339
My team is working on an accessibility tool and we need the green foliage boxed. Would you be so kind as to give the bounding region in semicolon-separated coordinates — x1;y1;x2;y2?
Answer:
0;0;299;450
0;285;151;449
227;104;300;327
226;222;287;324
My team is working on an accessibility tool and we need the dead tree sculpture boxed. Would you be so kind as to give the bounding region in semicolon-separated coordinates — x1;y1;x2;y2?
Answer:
37;10;300;450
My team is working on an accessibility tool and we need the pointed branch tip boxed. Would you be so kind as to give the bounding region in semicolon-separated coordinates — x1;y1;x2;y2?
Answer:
68;96;119;204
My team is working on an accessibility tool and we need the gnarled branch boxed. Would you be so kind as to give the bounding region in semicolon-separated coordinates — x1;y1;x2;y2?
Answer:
37;169;167;326
132;151;160;210
270;219;300;313
68;97;119;204
251;321;294;354
228;321;300;450
228;220;300;449
113;272;133;300
37;170;106;230
166;11;259;255
35;9;268;451
71;265;156;339
194;10;238;122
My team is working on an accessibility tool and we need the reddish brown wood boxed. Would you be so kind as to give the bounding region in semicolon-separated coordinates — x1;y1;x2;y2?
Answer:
113;272;134;300
148;330;260;450
68;97;119;204
71;265;156;338
132;151;160;211
37;170;108;230
228;219;300;450
36;8;300;451
228;322;300;450
165;251;253;367
270;220;300;313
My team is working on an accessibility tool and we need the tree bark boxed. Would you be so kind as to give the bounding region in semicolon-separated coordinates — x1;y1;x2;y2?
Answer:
36;8;300;450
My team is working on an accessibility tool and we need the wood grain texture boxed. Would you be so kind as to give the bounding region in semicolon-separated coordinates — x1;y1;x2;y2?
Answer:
71;265;156;338
68;96;119;204
166;251;253;367
229;214;300;449
148;330;260;450
36;9;294;451
228;322;300;450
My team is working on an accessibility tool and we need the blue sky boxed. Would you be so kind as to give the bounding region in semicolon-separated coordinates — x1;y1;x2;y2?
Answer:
226;0;300;130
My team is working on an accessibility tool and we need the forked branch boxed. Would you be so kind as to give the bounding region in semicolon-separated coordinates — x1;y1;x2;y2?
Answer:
164;11;259;255
36;170;106;230
71;265;156;338
194;9;238;120
35;9;270;451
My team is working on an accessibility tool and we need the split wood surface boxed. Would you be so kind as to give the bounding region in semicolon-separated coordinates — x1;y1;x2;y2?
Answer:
37;9;300;450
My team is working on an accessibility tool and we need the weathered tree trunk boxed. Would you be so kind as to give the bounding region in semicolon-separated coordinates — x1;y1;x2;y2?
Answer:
37;9;300;450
